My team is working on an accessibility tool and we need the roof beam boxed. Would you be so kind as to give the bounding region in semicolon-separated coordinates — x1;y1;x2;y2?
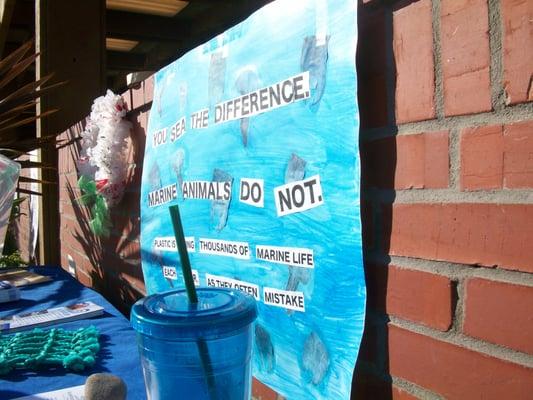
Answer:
106;9;191;42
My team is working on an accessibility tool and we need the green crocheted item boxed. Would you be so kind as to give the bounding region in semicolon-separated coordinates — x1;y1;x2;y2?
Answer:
0;326;100;375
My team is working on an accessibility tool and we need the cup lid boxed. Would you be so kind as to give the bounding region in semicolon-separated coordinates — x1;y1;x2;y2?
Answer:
130;288;257;340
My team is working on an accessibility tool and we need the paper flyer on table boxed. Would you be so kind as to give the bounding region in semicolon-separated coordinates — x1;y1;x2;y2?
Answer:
12;385;85;400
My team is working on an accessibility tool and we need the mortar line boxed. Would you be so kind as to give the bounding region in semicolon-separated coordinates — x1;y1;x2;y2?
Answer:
431;0;444;119
362;187;533;204
448;127;460;190
360;102;533;141
364;253;533;287
488;0;506;110
388;316;533;369
365;310;533;368
392;376;444;400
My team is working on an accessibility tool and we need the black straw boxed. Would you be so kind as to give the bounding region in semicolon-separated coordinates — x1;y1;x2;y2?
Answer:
168;204;217;399
169;204;198;303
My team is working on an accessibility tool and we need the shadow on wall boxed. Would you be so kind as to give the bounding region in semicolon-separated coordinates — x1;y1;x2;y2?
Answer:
351;0;405;398
61;110;147;316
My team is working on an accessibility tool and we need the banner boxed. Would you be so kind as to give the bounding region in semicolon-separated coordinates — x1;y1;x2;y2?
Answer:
140;0;364;398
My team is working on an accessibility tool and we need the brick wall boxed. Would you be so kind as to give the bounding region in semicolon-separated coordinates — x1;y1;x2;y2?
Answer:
51;0;533;398
355;0;533;398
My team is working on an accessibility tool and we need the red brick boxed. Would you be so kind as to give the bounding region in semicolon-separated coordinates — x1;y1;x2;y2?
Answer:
117;238;140;261
144;74;154;104
252;378;278;400
76;268;93;288
441;0;491;116
396;132;449;189
502;0;533;104
357;6;388;128
117;271;146;302
388;203;533;273
61;248;95;280
393;0;435;123
110;212;140;240
127;165;143;188
362;132;449;189
389;325;533;399
128;112;148;161
60;215;93;244
124;135;136;165
461;125;504;190
464;278;533;354
366;264;453;331
58;171;80;192
60;200;92;223
503;120;533;188
130;83;144;111
461;121;533;190
58;149;68;174
60;183;82;199
100;248;123;271
120;267;145;289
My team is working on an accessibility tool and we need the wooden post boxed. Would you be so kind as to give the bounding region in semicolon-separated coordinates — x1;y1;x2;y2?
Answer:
35;0;106;265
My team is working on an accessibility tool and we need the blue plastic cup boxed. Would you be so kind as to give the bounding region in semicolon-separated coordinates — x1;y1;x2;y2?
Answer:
130;288;257;400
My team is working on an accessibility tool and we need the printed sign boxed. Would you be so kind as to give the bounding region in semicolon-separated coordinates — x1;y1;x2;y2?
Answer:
140;1;364;398
206;273;260;300
153;236;195;252
240;178;264;207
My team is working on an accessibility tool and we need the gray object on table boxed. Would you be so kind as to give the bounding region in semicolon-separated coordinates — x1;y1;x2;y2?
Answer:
85;373;127;400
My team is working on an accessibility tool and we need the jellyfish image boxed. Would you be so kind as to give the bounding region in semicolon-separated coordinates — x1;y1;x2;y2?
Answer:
178;82;187;111
235;66;261;146
301;35;330;110
285;153;306;183
208;52;226;108
211;168;233;231
172;148;186;198
286;265;310;292
302;331;330;385
255;324;275;373
284;153;310;294
147;161;162;191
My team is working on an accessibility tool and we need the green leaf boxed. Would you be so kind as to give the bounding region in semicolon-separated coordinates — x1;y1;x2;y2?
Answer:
12;196;27;204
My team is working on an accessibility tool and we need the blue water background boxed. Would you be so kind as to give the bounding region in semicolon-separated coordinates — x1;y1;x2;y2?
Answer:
140;1;364;399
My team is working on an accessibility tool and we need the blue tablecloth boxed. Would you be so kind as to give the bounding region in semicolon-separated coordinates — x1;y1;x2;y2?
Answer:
0;267;146;399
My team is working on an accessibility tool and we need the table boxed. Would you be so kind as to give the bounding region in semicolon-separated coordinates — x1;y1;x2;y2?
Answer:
0;267;147;400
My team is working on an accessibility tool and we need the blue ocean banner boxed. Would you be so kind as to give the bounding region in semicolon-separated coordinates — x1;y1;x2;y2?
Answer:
140;0;364;398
